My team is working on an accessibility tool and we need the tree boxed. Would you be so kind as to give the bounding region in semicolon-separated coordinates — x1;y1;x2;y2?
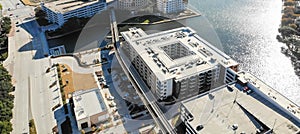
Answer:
34;7;46;18
289;23;297;29
279;26;299;37
0;65;14;134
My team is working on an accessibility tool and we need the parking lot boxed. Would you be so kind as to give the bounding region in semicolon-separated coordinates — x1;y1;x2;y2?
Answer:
96;48;155;131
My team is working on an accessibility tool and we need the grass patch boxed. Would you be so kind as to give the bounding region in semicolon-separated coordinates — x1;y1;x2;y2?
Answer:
29;119;37;134
56;64;67;104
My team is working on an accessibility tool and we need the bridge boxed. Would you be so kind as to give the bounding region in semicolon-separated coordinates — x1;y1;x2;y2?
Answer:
109;8;177;134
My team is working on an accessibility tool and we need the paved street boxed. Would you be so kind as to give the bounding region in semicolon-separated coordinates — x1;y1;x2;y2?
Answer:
0;0;23;11
5;25;32;134
2;0;56;133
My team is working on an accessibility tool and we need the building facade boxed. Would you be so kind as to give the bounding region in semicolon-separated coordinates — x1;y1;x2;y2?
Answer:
41;0;107;26
117;0;149;10
156;0;185;14
120;27;239;100
72;88;108;131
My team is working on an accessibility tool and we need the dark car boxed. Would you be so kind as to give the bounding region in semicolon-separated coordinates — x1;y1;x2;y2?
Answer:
227;85;233;92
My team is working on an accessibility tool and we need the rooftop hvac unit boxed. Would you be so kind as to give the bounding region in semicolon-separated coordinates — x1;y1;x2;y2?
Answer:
75;95;82;102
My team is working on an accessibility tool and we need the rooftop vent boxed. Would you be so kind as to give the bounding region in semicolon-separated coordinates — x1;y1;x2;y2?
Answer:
75;95;82;102
209;58;216;63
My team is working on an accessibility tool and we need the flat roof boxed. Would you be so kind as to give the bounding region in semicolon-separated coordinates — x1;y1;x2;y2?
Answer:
43;0;102;14
121;27;238;81
237;72;300;121
181;85;300;133
73;88;107;120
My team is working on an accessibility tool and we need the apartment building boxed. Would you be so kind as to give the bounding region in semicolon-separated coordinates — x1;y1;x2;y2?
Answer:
117;0;149;10
72;88;108;131
157;0;185;14
120;27;239;100
41;0;107;26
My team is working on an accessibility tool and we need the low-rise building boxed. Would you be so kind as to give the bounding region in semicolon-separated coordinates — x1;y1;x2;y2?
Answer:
157;0;186;14
180;73;300;134
41;0;107;26
120;27;239;100
72;88;108;131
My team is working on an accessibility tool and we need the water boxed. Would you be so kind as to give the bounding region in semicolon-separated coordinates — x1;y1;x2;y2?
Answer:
188;0;300;105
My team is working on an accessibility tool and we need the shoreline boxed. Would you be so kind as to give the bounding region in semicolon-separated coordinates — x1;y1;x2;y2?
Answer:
278;0;300;77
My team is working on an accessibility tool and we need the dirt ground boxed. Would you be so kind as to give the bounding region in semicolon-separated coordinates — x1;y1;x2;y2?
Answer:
21;0;55;6
59;64;98;99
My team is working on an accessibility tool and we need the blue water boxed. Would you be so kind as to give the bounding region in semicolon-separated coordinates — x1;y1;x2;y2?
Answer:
187;0;300;105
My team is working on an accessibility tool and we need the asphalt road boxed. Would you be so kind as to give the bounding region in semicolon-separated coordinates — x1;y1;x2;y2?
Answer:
8;26;32;134
2;1;56;133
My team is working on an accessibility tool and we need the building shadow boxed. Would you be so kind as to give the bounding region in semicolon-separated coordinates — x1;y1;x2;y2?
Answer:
17;20;48;59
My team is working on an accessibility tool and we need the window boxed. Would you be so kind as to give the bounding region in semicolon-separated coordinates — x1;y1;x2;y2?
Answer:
81;122;88;129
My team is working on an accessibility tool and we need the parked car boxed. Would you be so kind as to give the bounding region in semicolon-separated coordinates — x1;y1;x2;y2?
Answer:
246;89;252;94
123;93;129;99
243;86;249;92
107;96;114;100
227;85;233;92
109;102;116;107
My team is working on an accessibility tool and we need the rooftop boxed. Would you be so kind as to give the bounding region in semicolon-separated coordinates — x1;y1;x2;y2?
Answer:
121;27;238;81
181;84;300;133
237;71;300;121
43;0;102;14
73;88;107;120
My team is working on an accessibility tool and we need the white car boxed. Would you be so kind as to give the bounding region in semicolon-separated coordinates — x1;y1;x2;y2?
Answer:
109;102;117;107
107;96;115;100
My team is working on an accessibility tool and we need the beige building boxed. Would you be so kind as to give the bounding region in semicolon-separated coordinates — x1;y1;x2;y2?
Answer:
120;27;239;100
117;0;149;10
157;0;186;14
72;88;108;131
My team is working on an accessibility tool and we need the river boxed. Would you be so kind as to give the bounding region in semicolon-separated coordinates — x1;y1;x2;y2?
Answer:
187;0;300;105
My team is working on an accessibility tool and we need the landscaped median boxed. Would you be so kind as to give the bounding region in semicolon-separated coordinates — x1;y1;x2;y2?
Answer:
29;119;37;134
56;64;67;104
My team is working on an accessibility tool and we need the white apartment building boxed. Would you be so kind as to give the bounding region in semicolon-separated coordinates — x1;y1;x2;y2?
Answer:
120;27;239;100
41;0;107;26
117;0;149;10
157;0;185;14
72;88;108;131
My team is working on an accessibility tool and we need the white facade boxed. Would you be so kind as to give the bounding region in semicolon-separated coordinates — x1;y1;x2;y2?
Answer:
120;27;239;100
118;0;149;10
41;0;107;26
157;0;185;14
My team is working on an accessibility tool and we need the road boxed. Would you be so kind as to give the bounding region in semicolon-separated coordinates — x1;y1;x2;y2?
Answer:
2;1;56;133
5;21;32;134
0;0;22;11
